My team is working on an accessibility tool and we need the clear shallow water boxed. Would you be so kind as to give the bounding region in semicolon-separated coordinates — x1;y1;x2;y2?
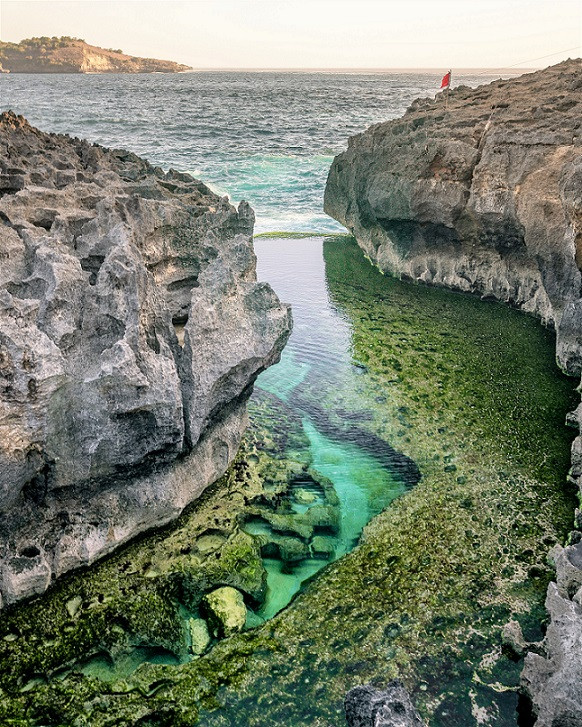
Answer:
1;70;509;232
249;238;411;620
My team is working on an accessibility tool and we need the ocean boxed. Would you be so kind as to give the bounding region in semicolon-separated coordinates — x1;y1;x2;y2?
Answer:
0;69;508;232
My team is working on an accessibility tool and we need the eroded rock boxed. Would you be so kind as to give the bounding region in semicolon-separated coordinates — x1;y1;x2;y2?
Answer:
522;545;582;726
325;60;582;374
345;681;426;727
202;586;247;637
0;111;292;607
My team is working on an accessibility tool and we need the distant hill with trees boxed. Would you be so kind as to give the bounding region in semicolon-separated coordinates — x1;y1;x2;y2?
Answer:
0;37;192;73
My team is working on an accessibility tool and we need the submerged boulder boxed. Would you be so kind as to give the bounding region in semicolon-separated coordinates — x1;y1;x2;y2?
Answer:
189;617;211;656
345;681;426;727
202;586;247;637
0;111;292;607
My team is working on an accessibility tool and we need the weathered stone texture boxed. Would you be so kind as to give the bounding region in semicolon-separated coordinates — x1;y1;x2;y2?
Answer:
0;111;291;607
325;59;582;373
345;682;426;727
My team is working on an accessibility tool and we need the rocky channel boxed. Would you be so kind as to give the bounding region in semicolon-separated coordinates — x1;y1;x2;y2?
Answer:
0;110;291;608
325;60;582;725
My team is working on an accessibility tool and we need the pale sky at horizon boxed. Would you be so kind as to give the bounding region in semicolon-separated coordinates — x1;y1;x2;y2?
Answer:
0;0;580;70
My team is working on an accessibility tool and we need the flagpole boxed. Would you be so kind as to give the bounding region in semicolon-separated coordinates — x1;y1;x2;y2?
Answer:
446;69;451;110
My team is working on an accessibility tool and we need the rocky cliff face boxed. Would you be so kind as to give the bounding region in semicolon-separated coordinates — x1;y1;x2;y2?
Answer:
325;60;582;725
0;111;291;607
0;37;191;73
325;59;582;374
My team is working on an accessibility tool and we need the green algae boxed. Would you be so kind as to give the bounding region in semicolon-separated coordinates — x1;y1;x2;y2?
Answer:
0;236;577;726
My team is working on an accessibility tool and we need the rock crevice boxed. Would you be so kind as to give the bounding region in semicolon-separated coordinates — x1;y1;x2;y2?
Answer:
0;111;292;607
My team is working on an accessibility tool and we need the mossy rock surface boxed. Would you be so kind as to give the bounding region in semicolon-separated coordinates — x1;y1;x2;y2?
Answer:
202;587;247;638
0;238;577;727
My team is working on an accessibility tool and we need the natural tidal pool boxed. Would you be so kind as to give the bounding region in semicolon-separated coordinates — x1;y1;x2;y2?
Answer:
0;236;577;727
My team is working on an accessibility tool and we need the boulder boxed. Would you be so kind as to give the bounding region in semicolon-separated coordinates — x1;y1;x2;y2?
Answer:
202;586;247;637
345;681;426;727
325;60;582;374
188;617;211;656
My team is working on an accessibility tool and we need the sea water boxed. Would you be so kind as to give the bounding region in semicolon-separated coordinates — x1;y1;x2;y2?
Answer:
1;69;508;233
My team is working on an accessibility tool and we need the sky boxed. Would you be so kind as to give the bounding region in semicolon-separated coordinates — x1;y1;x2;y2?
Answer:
0;0;580;69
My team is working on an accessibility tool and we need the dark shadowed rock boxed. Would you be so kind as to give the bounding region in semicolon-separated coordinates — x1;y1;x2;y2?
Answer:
0;111;291;607
345;682;426;727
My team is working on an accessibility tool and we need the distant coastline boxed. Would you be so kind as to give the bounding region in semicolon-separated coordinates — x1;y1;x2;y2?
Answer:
0;36;191;73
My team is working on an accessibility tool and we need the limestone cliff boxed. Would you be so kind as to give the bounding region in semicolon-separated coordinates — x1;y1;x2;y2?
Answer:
325;60;582;725
325;59;582;373
0;111;291;607
0;37;191;73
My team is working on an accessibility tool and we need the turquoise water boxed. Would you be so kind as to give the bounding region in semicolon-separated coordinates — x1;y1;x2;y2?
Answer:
248;237;413;620
252;418;407;620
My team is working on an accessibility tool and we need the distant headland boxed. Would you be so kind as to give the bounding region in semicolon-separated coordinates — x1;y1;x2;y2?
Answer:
0;36;192;73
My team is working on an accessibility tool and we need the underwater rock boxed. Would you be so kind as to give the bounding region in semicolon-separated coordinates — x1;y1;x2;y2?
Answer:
188;618;211;656
0;111;292;607
344;681;426;727
294;488;317;505
311;535;336;559
202;586;247;637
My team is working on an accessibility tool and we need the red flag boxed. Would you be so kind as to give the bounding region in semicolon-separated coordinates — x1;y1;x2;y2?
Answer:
440;71;451;89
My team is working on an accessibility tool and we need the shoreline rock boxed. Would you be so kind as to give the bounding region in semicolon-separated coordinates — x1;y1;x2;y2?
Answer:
0;111;291;607
345;682;426;727
325;60;582;725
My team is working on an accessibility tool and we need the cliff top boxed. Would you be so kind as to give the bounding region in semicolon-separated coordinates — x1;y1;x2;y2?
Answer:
360;59;581;147
0;36;192;73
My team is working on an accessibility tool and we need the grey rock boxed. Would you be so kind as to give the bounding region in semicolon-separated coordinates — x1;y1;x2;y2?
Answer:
325;60;582;374
502;619;528;659
345;681;426;727
522;550;582;726
0;111;292;606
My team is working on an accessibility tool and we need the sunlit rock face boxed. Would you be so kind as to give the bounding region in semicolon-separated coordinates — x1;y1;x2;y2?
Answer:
0;111;291;606
325;59;582;374
325;60;582;725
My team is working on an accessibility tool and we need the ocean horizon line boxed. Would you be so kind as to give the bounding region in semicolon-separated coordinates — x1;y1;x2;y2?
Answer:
182;66;540;74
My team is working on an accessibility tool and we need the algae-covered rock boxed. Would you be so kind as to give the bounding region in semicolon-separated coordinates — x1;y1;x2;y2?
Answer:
294;488;317;505
202;587;247;638
311;535;336;559
189;618;211;656
276;536;310;562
